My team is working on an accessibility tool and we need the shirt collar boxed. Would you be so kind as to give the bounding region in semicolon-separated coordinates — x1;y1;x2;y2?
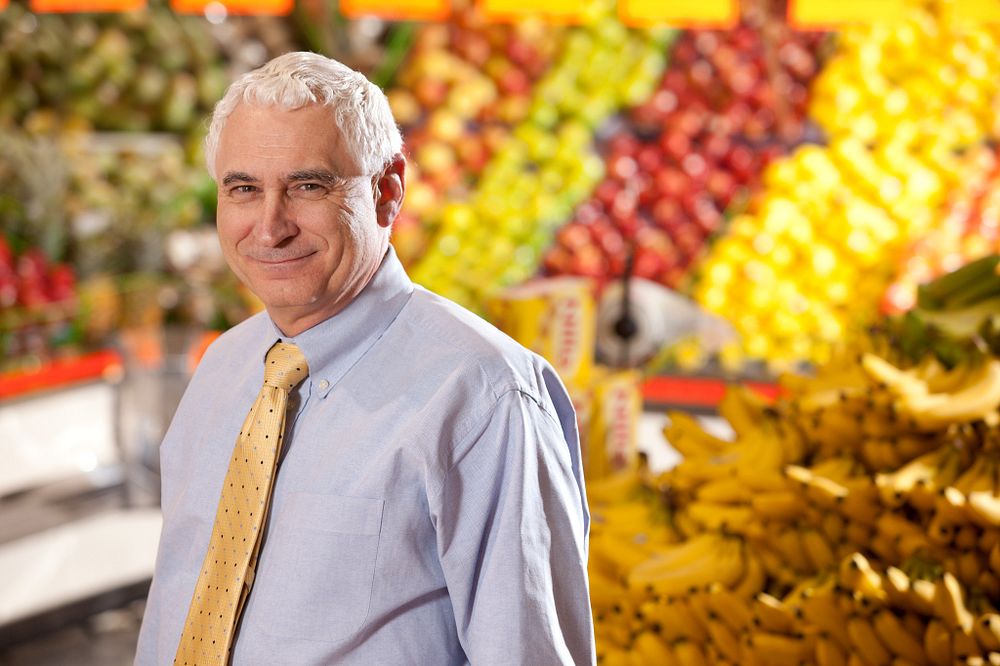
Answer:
264;245;414;399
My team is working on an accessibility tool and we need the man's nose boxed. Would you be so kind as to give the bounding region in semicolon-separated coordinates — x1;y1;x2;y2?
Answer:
256;192;297;246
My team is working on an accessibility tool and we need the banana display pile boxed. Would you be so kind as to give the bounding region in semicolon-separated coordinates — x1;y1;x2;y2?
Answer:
588;259;1000;665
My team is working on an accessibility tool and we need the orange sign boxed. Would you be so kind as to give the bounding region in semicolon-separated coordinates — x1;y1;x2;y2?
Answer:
0;0;8;9
31;0;143;11
478;0;587;24
620;0;738;28
954;0;1000;21
171;0;290;15
788;0;906;28
340;0;449;20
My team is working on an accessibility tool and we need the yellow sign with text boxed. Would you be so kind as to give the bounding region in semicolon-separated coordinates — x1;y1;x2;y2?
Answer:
620;0;738;28
171;0;291;14
479;0;587;23
341;0;450;20
32;0;143;11
788;0;906;28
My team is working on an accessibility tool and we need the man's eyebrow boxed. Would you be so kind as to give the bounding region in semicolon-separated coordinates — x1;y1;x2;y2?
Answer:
287;169;340;183
221;171;259;186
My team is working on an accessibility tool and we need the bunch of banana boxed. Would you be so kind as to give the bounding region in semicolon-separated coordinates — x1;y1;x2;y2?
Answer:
587;297;1000;663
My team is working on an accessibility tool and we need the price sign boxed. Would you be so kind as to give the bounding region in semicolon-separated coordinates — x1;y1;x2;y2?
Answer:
171;0;290;15
478;0;587;24
340;0;450;20
31;0;144;11
954;0;1000;21
788;0;906;28
619;0;738;28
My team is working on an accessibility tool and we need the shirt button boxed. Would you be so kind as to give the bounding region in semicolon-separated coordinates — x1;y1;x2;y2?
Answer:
318;379;330;390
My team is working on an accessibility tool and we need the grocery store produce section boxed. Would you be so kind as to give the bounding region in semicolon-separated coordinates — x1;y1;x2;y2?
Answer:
6;0;1000;661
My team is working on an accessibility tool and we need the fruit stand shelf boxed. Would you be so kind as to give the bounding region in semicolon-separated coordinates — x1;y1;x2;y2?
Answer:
0;350;122;401
641;373;780;412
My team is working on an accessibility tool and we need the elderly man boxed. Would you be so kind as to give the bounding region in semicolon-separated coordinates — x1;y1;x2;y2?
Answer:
134;52;594;665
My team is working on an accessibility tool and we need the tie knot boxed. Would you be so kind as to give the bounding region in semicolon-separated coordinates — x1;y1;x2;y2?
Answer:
263;342;309;390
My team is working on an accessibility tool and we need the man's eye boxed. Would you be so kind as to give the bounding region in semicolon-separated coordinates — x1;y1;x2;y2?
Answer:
291;183;328;199
231;185;257;195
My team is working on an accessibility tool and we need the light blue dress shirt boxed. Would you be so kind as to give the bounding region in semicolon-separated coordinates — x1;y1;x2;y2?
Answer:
134;247;595;665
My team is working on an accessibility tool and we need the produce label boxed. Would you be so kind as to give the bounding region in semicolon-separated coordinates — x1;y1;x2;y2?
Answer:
340;0;450;20
788;0;906;28
31;0;143;11
478;0;588;24
619;0;738;28
171;0;291;15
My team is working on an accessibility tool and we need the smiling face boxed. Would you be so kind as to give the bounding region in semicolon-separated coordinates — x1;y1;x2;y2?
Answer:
215;103;402;336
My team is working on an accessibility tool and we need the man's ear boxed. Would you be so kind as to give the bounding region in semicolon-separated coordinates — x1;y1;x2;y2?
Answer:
375;154;406;228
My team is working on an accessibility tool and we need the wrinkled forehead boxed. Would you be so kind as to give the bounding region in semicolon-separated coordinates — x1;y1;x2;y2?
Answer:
218;101;366;177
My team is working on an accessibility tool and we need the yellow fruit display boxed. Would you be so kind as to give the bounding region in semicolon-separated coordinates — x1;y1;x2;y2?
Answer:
587;333;1000;663
694;1;1000;367
410;2;670;312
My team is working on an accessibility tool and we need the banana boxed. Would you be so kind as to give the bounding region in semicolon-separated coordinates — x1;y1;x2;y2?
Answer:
801;528;838;571
878;510;933;559
732;550;766;598
595;645;632;666
696;477;752;504
844;520;874;548
821;511;847;545
954;456;998;495
626;533;725;583
924;619;953;666
861;354;929;399
969;491;1000;528
769;525;812;573
816;634;849;666
978;570;1000;600
954;626;982;662
737;466;790;492
671;639;708;666
707;616;741;663
903;359;1000;431
979;529;1000;553
840;553;888;606
753;592;796;634
586;468;645;504
975;614;1000;653
664;410;732;458
629;536;745;595
705;582;754;632
847;614;892;666
875;444;963;510
630;630;678;665
748;630;811;666
956;548;983;586
991;542;1000;576
750;490;805;522
684;501;754;532
800;580;853;650
647;598;706;643
932;572;974;634
872;608;929;665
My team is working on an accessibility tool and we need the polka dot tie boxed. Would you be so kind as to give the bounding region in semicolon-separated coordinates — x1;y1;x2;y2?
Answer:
174;342;309;666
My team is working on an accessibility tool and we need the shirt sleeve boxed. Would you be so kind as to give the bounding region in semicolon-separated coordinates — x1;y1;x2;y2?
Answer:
430;389;596;665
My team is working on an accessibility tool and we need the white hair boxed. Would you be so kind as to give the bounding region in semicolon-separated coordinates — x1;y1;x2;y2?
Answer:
204;51;403;180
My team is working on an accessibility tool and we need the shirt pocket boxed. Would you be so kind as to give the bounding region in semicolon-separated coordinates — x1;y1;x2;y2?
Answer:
253;492;385;643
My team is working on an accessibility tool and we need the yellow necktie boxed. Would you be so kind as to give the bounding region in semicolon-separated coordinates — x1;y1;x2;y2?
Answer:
174;341;309;666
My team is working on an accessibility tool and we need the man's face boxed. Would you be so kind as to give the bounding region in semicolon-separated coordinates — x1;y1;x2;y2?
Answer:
214;103;393;334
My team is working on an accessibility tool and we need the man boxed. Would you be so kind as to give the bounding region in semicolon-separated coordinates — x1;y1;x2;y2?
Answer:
135;52;595;665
